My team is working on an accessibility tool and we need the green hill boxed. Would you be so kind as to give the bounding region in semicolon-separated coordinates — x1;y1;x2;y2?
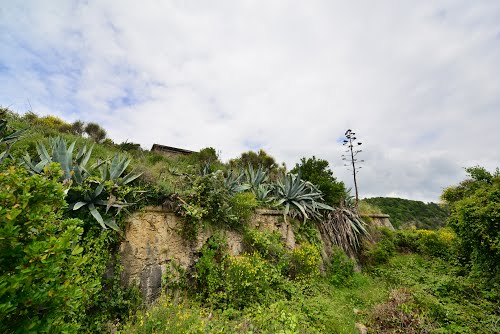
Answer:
362;197;449;229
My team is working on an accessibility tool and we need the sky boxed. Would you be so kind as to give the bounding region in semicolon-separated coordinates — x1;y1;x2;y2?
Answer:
1;1;499;202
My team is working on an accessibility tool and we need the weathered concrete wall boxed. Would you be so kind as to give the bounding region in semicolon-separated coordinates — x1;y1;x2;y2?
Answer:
119;207;295;302
362;214;394;230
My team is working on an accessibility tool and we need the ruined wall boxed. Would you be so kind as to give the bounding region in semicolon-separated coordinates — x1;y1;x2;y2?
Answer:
362;214;394;230
119;207;295;302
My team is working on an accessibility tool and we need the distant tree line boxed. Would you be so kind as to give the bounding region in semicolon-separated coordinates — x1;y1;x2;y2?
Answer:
362;197;450;229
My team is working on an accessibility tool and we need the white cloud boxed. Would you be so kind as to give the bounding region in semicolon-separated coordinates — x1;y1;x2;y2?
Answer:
1;0;499;202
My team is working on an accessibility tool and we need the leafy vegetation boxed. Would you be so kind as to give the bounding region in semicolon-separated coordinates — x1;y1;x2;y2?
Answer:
362;197;450;229
229;149;284;177
1;108;498;333
0;109;26;162
0;165;92;333
291;156;346;206
273;172;333;221
319;207;370;257
442;166;500;284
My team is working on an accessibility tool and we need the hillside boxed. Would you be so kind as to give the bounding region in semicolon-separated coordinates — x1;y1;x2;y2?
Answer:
1;108;498;333
362;197;450;229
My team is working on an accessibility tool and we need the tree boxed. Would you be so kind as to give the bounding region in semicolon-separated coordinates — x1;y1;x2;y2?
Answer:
291;156;346;206
342;129;364;209
71;120;85;136
84;122;107;143
229;150;285;179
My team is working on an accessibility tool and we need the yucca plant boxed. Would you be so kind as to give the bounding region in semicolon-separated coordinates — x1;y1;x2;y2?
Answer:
273;172;333;221
318;205;370;258
23;136;94;183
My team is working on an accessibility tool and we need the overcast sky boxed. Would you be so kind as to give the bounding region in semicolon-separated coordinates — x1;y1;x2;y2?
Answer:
1;1;499;202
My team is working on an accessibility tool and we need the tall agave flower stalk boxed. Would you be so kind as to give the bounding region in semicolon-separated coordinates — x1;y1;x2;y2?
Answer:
318;206;370;258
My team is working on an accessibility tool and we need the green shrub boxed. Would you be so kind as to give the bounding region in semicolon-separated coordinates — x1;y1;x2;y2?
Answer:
224;252;281;309
327;247;356;286
242;228;287;269
179;173;260;238
415;229;455;259
289;243;321;280
80;252;142;332
394;229;456;260
362;237;396;266
230;192;258;223
0;165;91;333
445;168;500;280
195;147;219;164
179;172;236;229
291;156;346;206
38;115;70;130
193;235;227;306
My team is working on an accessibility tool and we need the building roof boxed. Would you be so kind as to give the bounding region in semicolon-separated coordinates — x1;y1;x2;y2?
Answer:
151;144;197;154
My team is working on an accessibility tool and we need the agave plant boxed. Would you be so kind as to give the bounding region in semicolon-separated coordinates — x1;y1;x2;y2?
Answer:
68;181;131;232
0;118;26;162
243;164;268;192
23;137;140;232
23;136;94;183
99;153;142;186
318;207;370;258
254;184;273;204
224;169;250;194
273;172;333;221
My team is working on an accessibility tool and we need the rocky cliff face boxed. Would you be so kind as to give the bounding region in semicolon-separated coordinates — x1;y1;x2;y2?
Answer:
119;207;296;302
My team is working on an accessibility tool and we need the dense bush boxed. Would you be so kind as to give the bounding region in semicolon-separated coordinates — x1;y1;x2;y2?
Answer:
326;247;356;286
224;252;281;309
0;165;91;333
229;192;258;223
442;166;500;281
395;229;455;260
177;172;260;239
291;156;346;206
194;234;283;309
242;228;287;265
229;149;277;169
362;227;456;266
374;255;499;333
193;235;228;306
289;243;321;280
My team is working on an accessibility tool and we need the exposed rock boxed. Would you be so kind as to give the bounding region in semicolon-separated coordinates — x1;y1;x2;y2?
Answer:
251;209;296;249
119;206;295;303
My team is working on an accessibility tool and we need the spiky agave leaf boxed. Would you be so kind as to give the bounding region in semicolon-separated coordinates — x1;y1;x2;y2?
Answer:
244;164;268;192
23;136;96;184
99;153;142;186
273;172;333;222
224;169;250;194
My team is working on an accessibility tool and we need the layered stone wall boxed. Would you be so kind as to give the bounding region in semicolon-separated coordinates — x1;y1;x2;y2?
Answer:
119;207;295;302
